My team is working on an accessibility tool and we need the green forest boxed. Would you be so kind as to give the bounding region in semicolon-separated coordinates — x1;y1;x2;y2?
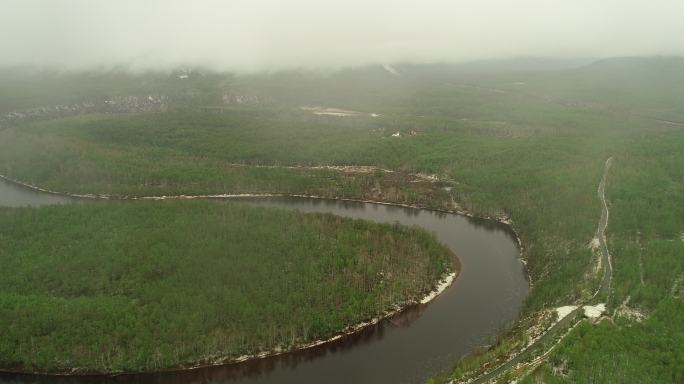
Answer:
1;57;683;382
0;201;450;373
518;129;684;384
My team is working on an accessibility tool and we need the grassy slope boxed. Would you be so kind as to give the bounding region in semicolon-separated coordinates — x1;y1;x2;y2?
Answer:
0;201;449;373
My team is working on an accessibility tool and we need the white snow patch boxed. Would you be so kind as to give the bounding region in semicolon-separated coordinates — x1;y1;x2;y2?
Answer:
497;216;513;225
680;232;684;242
420;272;456;304
583;303;606;319
383;64;400;76
178;74;189;79
391;131;401;137
556;306;578;321
370;113;380;117
300;106;361;117
617;306;647;322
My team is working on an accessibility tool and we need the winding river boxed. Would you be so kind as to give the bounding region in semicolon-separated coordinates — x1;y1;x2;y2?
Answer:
0;178;528;384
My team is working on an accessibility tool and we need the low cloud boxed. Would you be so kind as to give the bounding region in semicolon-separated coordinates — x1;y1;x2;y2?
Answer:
2;0;683;72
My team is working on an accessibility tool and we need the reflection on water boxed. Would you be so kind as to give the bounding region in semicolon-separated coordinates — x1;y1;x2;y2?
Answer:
0;180;528;384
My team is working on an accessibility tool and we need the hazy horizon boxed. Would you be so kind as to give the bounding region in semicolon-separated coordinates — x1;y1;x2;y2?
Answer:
2;0;684;73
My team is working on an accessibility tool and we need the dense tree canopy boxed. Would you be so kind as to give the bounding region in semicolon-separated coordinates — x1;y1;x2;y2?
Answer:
0;202;449;373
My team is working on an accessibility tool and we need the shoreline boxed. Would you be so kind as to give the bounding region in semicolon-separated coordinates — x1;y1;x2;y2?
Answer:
0;173;527;264
0;172;529;283
0;260;458;377
0;172;527;377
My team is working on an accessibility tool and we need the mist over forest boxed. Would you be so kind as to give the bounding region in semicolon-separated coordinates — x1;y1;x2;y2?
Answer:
2;0;684;72
1;2;683;384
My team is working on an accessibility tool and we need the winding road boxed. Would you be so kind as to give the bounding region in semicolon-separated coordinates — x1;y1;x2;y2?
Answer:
461;157;614;384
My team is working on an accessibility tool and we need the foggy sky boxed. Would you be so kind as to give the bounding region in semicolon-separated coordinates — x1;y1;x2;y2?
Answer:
2;0;683;72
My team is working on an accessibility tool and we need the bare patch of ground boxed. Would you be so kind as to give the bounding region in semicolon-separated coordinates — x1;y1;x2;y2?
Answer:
308;165;380;174
222;93;260;105
615;296;648;322
300;106;377;117
588;237;602;274
588;237;600;251
655;119;684;127
383;64;400;76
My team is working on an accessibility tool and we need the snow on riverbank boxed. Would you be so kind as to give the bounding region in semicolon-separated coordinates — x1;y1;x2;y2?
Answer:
420;272;456;304
2;174;469;373
583;303;606;319
222;268;457;369
555;306;578;321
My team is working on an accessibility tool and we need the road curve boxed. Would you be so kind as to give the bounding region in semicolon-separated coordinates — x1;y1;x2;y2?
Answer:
595;156;614;300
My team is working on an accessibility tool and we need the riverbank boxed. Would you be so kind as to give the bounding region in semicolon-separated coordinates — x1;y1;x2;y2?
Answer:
0;172;528;277
2;58;681;384
0;164;529;380
0;176;528;383
0;269;459;377
438;157;614;384
5;189;458;375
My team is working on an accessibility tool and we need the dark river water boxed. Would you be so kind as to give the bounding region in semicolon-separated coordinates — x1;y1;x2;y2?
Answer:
0;178;528;384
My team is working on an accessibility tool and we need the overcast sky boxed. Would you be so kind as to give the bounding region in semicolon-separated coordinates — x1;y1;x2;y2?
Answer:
1;0;683;72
